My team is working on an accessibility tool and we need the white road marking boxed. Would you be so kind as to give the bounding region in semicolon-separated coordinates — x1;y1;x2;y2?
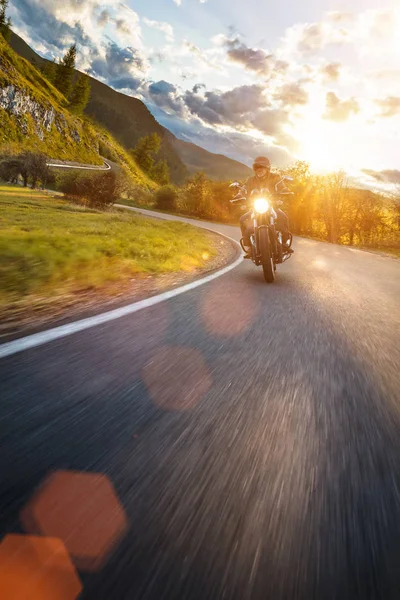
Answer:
0;231;243;359
46;160;111;171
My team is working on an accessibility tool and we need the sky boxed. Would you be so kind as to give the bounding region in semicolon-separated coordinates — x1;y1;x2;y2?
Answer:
8;0;400;188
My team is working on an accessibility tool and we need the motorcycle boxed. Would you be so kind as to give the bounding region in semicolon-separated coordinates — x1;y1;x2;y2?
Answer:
229;177;294;283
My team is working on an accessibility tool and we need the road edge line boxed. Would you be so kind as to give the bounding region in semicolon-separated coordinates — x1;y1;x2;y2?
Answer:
0;224;243;360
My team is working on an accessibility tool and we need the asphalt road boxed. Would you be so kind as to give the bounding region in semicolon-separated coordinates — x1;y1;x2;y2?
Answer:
1;213;400;599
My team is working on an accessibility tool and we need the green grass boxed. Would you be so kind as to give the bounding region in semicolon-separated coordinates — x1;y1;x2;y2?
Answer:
0;185;216;312
0;37;67;107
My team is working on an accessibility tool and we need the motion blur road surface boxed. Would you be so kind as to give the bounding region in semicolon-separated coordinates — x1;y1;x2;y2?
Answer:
1;212;400;599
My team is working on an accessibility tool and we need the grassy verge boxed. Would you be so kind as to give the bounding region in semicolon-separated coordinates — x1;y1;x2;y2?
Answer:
118;197;238;225
0;185;217;315
358;246;400;258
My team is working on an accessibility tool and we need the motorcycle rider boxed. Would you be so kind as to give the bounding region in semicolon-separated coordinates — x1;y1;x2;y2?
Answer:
239;156;294;258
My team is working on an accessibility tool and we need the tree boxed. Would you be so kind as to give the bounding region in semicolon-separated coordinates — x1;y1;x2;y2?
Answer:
131;133;162;174
0;0;11;42
281;161;317;235
54;44;77;99
155;185;177;211
316;171;349;243
182;172;214;217
58;171;126;208
70;73;91;114
0;152;49;188
41;59;57;84
23;152;49;189
151;158;170;185
0;158;21;183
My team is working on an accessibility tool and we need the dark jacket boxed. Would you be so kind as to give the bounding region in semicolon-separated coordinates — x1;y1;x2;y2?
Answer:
245;172;281;196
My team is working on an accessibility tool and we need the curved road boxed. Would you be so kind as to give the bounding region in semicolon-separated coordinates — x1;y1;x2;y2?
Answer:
1;211;400;599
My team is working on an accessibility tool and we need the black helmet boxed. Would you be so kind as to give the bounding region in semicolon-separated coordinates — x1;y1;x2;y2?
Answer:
253;156;271;170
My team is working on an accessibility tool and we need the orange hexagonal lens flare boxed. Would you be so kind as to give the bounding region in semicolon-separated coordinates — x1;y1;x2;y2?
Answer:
20;470;128;572
0;534;82;600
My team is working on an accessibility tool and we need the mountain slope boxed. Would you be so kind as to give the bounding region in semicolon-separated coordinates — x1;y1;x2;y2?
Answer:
0;35;154;187
9;31;188;184
84;77;189;184
0;35;102;165
9;32;252;183
167;134;252;181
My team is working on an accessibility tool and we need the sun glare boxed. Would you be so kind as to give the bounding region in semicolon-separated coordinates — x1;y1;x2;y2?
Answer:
294;119;348;172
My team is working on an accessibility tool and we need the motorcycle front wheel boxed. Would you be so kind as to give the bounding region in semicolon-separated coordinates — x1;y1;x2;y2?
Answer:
259;227;275;283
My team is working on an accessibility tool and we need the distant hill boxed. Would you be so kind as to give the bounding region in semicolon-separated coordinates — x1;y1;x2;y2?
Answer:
84;77;189;184
167;134;252;181
9;32;252;183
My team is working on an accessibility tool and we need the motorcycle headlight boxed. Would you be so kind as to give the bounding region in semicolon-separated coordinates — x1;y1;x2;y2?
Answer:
254;197;269;214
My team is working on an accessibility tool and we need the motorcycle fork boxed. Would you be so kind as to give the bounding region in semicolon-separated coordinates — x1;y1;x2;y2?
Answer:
252;217;259;261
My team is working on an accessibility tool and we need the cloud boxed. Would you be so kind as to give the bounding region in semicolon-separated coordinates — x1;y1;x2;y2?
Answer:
320;62;341;82
147;80;184;115
97;10;111;28
149;104;293;167
250;108;287;136
375;96;400;117
143;18;174;43
144;79;295;154
281;8;399;60
183;41;224;72
280;13;356;58
273;82;308;106
362;169;400;184
223;36;274;75
297;23;326;53
108;4;142;48
90;43;145;91
10;0;92;51
183;84;267;128
218;35;288;78
327;11;354;23
323;92;359;122
11;0;143;53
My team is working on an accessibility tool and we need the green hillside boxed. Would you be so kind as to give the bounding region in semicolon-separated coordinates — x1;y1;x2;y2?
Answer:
9;31;252;183
0;34;153;187
8;31;189;184
0;35;102;164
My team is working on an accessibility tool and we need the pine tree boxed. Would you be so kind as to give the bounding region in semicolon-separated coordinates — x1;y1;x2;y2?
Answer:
70;73;91;114
131;133;162;173
151;159;170;185
41;59;57;84
54;44;77;99
0;0;12;42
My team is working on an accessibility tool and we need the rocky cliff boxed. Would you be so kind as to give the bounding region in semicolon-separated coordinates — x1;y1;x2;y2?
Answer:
0;39;102;164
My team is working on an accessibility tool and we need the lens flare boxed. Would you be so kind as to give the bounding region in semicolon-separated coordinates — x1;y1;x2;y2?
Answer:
21;471;128;572
0;535;82;600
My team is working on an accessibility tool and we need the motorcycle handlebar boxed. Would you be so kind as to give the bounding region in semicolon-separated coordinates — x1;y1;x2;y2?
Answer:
230;191;291;204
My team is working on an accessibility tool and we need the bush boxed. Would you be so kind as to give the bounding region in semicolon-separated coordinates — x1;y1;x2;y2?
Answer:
0;151;48;187
58;170;126;208
0;157;21;183
98;140;120;164
125;183;153;206
155;185;177;211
